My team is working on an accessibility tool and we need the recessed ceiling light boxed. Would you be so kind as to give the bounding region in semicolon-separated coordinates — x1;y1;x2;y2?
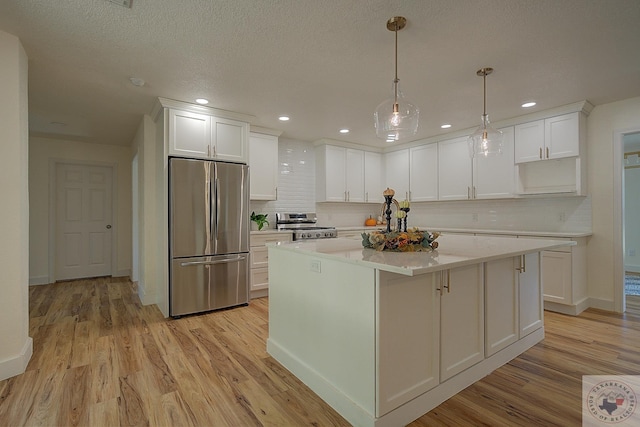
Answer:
278;115;290;121
522;101;536;108
129;77;145;87
441;124;452;129
339;129;349;134
195;98;209;105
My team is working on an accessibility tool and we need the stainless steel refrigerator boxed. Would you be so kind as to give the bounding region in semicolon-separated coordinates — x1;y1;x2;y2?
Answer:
169;157;249;317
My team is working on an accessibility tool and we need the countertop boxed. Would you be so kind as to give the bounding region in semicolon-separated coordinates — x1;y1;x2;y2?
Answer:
269;234;575;276
335;226;592;238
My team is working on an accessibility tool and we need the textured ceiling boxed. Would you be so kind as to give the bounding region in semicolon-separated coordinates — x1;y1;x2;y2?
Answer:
1;0;639;147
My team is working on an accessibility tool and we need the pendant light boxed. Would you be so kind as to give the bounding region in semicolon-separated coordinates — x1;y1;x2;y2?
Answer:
468;67;503;157
374;16;419;142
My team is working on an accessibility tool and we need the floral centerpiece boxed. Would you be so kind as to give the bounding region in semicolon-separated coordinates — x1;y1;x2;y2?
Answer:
362;228;440;252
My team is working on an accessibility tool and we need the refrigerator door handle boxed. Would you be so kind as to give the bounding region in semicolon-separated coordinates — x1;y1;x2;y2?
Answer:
180;255;247;267
214;176;220;243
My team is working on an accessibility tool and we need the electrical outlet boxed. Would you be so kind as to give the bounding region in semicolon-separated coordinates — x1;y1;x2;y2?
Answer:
558;212;566;222
472;213;478;222
310;259;321;273
629;248;636;257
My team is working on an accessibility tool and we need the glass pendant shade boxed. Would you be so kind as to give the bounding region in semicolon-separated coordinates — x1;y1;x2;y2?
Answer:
375;79;419;142
468;114;503;157
468;67;503;157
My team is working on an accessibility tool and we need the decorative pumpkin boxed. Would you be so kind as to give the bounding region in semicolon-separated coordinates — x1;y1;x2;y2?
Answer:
365;215;377;226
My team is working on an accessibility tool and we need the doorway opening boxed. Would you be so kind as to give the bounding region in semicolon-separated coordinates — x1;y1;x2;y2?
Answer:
623;131;640;315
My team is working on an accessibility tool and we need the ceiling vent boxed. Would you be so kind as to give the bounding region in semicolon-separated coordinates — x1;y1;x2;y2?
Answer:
108;0;132;8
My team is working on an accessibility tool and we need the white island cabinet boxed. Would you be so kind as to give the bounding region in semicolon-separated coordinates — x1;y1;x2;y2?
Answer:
267;235;573;427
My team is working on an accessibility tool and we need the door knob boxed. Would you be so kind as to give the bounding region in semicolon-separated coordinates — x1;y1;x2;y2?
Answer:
106;224;112;229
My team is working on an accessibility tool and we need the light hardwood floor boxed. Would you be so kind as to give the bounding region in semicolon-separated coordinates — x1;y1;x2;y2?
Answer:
1;277;640;426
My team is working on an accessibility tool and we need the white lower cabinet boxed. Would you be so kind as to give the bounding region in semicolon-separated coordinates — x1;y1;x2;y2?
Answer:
377;263;484;415
378;272;440;416
249;232;292;298
485;253;542;357
519;253;543;337
439;265;485;381
524;236;588;315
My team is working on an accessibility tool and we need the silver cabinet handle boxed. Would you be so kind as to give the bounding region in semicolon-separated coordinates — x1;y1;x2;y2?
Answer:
539;147;542;159
546;147;550;159
181;255;247;267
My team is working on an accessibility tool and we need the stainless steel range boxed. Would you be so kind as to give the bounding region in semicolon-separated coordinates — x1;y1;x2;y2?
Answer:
276;213;337;240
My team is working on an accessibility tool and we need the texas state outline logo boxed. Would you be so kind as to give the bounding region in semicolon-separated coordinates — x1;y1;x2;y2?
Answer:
584;377;638;425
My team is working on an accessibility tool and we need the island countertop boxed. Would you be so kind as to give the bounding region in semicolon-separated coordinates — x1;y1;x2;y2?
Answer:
269;234;574;276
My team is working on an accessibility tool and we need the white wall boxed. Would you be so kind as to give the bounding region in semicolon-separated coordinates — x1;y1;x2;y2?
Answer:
130;115;159;305
587;96;640;308
0;30;32;381
29;137;133;284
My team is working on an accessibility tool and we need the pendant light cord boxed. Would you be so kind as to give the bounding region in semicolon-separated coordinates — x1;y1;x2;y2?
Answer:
394;22;399;106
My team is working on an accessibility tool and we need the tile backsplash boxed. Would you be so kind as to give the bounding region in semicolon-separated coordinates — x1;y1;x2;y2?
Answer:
250;138;592;232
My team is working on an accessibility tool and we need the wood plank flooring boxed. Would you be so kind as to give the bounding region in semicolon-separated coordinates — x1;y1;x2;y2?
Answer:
1;277;640;426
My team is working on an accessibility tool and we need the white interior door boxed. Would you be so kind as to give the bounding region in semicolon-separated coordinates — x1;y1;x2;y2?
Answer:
55;163;113;280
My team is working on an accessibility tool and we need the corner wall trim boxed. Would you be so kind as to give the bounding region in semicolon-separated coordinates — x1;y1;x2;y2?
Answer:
0;337;33;381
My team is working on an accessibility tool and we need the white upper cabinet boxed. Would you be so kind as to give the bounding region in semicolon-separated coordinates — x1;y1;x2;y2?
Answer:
364;151;383;203
409;144;438;202
169;109;211;158
316;144;368;202
346;149;365;202
249;132;278;201
383;146;436;202
438;137;473;200
212;117;249;163
473;126;515;199
439;128;515;201
515;112;580;163
168;108;248;163
383;149;410;201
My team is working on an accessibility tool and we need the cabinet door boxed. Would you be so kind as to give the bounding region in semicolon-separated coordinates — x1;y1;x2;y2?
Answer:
377;272;440;416
545;112;579;160
440;264;484;381
383;149;410;200
541;250;572;304
484;257;518;357
316;145;346;202
169;109;211;158
364;151;383;203
346;149;365;202
212;117;248;163
519;252;542;337
474;127;515;199
514;120;544;164
438;137;472;201
249;133;278;200
410;144;438;201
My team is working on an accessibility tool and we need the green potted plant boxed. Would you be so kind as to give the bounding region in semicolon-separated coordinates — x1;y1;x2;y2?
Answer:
250;211;269;231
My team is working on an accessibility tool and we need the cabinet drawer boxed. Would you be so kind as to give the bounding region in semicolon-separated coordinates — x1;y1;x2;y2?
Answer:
250;267;269;291
251;246;269;267
250;232;292;247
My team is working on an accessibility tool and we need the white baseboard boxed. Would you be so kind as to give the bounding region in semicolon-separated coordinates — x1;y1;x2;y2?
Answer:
28;275;50;285
0;337;33;381
137;280;156;306
114;269;131;278
587;297;615;312
625;266;640;274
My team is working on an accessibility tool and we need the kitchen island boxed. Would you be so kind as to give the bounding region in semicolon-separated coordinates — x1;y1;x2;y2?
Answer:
266;234;574;427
